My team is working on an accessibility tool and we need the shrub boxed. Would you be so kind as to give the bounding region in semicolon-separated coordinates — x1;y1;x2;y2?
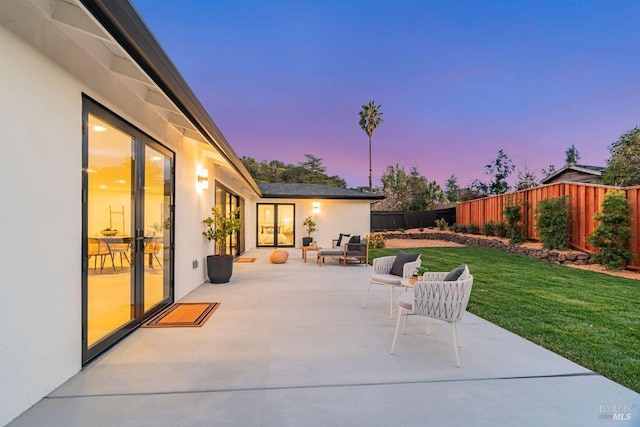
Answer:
457;224;469;233
494;221;507;237
434;218;448;230
468;223;480;234
504;198;525;244
416;266;430;276
587;190;634;270
368;234;386;249
482;221;496;236
535;196;571;250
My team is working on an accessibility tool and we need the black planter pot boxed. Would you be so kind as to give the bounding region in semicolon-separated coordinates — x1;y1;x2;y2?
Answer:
302;237;313;247
206;255;234;283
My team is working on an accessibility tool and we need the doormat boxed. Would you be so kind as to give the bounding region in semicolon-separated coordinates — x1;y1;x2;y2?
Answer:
234;257;256;263
142;303;219;328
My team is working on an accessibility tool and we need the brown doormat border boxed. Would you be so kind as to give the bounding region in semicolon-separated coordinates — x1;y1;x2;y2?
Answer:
142;302;220;328
235;257;256;263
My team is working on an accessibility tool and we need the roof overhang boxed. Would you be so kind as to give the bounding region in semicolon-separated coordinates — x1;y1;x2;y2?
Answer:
1;0;261;196
79;0;261;195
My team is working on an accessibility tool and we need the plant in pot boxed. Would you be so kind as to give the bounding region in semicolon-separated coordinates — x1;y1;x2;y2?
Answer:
302;216;317;247
202;207;242;283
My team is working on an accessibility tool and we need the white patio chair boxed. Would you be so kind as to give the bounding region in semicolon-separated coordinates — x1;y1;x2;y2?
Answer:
390;268;473;367
362;254;422;319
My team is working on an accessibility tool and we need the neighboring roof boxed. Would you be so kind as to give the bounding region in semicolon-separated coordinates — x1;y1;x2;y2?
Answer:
540;164;605;184
258;183;385;200
80;0;262;196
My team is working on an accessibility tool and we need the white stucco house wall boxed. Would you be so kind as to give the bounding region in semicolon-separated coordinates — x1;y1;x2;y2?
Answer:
0;1;382;424
257;183;379;248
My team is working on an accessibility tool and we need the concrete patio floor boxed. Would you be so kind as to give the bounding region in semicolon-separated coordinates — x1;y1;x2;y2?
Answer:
11;248;639;426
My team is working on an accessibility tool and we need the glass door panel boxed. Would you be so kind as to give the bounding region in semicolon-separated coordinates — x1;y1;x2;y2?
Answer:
257;204;275;247
86;114;134;347
143;146;171;311
278;205;294;246
226;193;240;255
257;204;294;247
83;97;174;364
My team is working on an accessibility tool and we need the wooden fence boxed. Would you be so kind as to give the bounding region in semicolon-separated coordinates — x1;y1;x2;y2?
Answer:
455;182;640;268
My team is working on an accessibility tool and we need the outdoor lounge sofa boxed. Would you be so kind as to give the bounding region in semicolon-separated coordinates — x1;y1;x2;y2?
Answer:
317;235;368;266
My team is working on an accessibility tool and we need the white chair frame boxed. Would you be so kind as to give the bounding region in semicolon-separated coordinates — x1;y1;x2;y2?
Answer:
390;273;473;367
362;255;422;319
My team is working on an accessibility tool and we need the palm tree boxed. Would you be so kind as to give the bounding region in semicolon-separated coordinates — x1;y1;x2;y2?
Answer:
358;101;383;192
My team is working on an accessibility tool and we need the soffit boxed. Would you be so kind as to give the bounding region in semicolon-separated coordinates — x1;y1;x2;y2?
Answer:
0;0;260;194
28;0;198;135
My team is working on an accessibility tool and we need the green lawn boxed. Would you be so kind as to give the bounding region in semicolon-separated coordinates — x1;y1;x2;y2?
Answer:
369;246;640;392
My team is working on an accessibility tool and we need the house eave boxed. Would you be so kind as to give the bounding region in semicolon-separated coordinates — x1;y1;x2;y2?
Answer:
79;0;262;197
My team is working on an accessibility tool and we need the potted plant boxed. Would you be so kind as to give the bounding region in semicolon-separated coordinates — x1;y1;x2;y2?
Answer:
302;216;317;247
202;207;242;283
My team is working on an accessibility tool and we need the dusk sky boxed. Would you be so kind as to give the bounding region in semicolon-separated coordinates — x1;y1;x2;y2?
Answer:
131;0;640;189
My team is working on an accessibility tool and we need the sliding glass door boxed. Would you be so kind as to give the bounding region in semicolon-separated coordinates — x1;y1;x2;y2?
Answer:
82;97;174;364
257;204;295;247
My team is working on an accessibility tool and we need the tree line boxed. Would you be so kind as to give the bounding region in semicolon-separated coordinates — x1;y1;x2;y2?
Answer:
375;126;640;210
241;125;640;212
241;154;347;188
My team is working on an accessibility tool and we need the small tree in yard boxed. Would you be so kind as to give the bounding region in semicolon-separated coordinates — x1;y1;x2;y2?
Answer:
587;190;634;270
600;127;640;187
485;149;515;195
504;197;525;244
535;196;571;250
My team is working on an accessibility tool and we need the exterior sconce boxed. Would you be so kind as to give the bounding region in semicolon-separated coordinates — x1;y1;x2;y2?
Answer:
312;202;320;213
196;167;209;190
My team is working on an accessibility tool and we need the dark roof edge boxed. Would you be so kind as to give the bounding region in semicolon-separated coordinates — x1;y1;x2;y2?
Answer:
80;0;262;196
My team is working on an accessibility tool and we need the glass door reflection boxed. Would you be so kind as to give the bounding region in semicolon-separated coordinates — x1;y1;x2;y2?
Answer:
86;114;134;347
143;145;171;311
83;99;174;364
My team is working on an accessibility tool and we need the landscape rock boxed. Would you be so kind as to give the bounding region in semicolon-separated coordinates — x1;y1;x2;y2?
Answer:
378;231;595;267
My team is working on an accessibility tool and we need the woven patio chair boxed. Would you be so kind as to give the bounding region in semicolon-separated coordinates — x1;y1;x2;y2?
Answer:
390;266;473;367
362;252;421;319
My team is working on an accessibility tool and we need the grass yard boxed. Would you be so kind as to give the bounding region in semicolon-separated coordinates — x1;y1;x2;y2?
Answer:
369;246;640;393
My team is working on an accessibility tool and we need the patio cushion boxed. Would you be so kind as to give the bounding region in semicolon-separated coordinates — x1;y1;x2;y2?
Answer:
444;264;468;281
390;252;420;276
398;290;414;310
371;273;402;286
348;235;360;244
347;249;366;255
319;249;343;255
336;233;350;247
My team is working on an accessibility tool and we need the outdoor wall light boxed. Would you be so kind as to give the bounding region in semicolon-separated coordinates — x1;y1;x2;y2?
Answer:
196;167;209;190
312;202;320;213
